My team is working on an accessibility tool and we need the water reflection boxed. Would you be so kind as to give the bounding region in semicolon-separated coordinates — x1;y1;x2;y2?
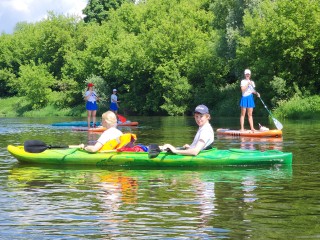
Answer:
1;117;319;239
217;135;283;151
5;165;293;238
99;173;138;204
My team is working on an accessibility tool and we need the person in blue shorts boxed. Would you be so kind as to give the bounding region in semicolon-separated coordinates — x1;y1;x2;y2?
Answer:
84;83;99;128
240;69;260;132
110;89;120;114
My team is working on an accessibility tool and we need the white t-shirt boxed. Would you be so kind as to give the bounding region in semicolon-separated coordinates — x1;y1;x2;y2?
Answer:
111;94;118;103
85;91;98;103
97;127;123;146
190;122;214;149
241;79;256;97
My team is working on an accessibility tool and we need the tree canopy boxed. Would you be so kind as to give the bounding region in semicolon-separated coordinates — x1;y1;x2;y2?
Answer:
0;0;319;116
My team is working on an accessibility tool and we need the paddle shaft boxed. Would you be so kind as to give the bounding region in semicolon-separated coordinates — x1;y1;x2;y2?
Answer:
258;97;274;117
249;85;283;130
258;97;283;130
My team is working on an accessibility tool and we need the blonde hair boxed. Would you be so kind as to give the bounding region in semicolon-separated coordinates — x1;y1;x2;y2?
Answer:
102;111;117;127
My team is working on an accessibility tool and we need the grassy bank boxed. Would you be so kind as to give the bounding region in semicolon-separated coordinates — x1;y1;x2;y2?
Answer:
0;97;86;117
274;95;320;119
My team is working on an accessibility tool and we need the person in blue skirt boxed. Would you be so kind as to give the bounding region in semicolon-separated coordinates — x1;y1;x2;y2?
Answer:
84;83;99;128
110;89;120;114
240;69;260;132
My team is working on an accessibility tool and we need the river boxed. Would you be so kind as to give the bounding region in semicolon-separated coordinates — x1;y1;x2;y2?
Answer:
0;116;319;239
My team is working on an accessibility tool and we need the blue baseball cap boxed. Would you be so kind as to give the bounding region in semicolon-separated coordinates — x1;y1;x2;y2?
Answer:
194;105;209;114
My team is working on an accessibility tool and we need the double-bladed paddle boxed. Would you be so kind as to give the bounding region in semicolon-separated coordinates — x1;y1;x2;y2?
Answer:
148;144;162;158
148;144;182;159
24;140;78;153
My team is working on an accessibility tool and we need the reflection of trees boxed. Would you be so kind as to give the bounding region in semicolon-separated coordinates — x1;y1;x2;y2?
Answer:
7;166;292;238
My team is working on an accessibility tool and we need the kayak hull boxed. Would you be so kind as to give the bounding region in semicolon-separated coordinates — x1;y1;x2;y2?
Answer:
217;128;282;138
7;145;292;167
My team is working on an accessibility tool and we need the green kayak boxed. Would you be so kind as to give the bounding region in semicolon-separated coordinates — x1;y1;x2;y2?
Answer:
7;145;292;168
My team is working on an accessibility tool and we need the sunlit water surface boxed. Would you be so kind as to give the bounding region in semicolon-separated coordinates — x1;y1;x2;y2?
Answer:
0;116;319;239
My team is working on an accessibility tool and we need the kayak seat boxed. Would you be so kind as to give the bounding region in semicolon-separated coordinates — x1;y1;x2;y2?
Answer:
99;133;137;152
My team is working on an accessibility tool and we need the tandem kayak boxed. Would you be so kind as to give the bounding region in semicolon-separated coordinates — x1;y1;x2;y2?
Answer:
217;128;282;138
7;145;292;167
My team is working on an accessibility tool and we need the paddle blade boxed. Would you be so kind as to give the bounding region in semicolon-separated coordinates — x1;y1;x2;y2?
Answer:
24;140;69;153
272;117;283;130
148;144;161;159
118;114;127;123
24;140;48;153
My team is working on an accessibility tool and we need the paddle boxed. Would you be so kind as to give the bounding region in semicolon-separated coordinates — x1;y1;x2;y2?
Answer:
118;114;127;123
148;144;181;159
24;140;78;153
148;144;162;158
258;97;283;130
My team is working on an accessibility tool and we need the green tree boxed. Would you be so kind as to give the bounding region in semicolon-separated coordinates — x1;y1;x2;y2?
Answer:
237;0;320;104
83;0;135;24
8;61;55;109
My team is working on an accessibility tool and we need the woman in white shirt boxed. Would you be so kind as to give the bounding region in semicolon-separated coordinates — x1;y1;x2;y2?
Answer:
240;69;260;132
84;83;99;128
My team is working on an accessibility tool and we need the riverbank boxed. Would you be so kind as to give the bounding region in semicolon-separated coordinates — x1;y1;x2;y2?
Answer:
0;96;86;117
1;95;320;119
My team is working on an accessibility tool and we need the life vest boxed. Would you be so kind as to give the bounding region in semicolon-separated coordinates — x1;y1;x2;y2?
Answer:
99;133;137;152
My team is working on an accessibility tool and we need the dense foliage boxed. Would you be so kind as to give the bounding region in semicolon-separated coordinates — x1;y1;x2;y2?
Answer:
0;0;319;117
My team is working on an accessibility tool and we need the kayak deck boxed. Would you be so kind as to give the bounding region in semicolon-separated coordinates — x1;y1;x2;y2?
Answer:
217;128;282;138
7;145;292;168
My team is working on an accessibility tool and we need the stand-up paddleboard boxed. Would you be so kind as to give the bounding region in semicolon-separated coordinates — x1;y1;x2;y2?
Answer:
52;121;101;127
217;128;282;138
72;121;139;132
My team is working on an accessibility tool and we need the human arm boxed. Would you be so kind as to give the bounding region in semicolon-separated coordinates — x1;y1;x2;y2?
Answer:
84;91;91;101
241;80;253;93
162;140;206;156
241;80;260;97
78;142;103;153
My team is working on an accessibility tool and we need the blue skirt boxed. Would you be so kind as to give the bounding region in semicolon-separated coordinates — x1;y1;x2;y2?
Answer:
110;102;118;111
240;94;255;108
86;101;98;111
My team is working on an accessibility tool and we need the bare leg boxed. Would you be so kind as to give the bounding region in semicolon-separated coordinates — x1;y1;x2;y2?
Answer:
92;110;97;127
87;110;92;128
247;108;255;131
240;107;246;131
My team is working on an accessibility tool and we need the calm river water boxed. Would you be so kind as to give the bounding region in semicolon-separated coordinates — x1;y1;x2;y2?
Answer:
0;116;319;239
